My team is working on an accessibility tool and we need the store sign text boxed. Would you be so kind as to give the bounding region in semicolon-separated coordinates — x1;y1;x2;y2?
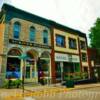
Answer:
55;53;79;62
9;39;51;49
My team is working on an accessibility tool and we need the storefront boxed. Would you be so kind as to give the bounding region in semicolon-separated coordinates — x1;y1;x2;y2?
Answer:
55;53;80;82
6;46;51;85
6;48;22;79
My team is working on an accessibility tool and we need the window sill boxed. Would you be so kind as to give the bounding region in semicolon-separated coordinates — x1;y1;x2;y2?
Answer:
69;47;77;50
56;45;66;48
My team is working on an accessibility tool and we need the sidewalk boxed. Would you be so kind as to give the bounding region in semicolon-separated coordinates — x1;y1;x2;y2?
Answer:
74;83;100;90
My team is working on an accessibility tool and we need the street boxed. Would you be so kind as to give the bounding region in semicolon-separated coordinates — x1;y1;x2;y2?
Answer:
0;84;100;100
34;86;100;100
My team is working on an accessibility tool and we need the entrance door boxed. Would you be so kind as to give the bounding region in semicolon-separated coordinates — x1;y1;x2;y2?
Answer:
55;62;62;82
25;59;35;79
25;50;38;82
38;59;49;84
38;52;50;85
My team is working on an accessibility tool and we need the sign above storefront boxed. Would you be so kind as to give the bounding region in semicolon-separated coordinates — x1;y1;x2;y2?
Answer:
55;53;79;62
9;39;51;49
55;53;68;62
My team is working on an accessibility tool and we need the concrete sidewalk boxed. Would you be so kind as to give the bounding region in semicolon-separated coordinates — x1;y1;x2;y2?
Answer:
74;83;100;90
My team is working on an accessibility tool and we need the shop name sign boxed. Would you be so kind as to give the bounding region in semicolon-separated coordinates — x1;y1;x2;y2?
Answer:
71;55;80;62
55;53;79;62
9;39;51;49
55;53;68;62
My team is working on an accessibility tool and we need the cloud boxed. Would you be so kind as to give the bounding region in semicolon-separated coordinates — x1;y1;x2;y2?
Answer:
1;0;100;41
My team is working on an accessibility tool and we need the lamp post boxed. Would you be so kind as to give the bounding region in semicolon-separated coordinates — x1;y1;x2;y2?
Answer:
19;54;27;96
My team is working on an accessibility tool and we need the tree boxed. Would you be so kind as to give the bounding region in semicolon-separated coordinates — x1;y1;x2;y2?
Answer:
89;18;100;51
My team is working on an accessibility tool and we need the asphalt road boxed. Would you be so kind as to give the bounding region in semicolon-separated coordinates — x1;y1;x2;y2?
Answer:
33;86;100;100
1;85;100;100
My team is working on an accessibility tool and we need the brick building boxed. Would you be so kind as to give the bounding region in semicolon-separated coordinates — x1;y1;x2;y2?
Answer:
0;4;89;85
87;48;100;81
50;22;89;83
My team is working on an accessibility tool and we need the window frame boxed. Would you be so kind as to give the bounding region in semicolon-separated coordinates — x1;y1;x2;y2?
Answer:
69;38;77;49
56;34;66;48
43;30;48;45
13;22;21;39
29;26;36;42
80;40;86;50
82;53;87;62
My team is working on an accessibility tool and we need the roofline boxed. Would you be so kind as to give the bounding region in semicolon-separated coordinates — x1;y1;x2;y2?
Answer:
2;3;86;38
50;21;86;37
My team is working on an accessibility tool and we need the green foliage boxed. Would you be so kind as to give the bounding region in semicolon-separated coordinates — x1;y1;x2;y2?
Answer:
2;80;9;88
89;18;100;51
2;79;22;88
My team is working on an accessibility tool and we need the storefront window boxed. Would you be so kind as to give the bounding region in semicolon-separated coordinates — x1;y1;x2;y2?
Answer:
6;58;21;79
6;49;21;79
74;63;80;72
55;62;61;80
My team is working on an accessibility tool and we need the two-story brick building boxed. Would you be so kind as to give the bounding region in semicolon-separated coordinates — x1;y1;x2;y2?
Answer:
50;22;89;83
0;4;89;85
0;4;52;84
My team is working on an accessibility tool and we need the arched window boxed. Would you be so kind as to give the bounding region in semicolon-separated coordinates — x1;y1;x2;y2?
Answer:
29;26;35;41
13;22;21;39
8;48;21;56
43;30;48;44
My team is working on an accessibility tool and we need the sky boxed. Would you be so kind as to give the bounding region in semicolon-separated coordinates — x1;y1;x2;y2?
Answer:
0;0;100;44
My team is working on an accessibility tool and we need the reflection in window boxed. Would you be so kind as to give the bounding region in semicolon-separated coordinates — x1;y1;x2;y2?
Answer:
43;30;48;44
80;41;86;50
29;26;35;41
69;38;77;49
6;58;21;79
56;35;65;47
13;22;21;39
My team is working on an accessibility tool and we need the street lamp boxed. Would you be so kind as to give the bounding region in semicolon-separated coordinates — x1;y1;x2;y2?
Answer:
19;53;27;96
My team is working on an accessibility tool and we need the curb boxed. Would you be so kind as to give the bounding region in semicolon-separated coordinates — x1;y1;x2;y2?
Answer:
71;84;100;90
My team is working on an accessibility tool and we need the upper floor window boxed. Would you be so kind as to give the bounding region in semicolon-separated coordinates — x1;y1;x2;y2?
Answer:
29;26;36;41
43;30;48;44
80;41;86;50
82;53;87;62
56;34;65;47
69;38;77;49
13;22;21;39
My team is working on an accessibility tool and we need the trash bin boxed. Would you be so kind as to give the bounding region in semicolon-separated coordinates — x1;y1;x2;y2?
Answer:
66;79;74;88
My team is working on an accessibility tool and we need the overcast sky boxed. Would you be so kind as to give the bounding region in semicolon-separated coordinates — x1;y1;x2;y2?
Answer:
0;0;100;44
